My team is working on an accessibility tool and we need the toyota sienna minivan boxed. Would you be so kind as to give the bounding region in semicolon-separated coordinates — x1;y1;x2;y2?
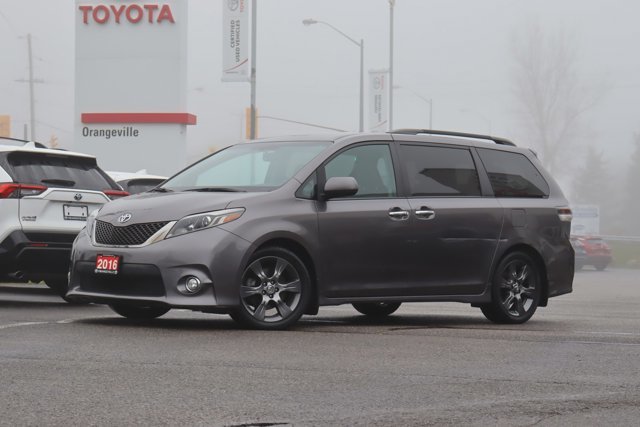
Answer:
67;130;574;329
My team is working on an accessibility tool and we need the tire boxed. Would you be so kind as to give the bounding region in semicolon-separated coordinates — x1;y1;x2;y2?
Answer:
109;304;169;320
352;302;401;317
45;278;72;298
594;263;608;271
231;247;311;330
480;251;541;324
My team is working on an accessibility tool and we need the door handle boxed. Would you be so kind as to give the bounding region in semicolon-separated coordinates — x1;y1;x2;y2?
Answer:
415;207;436;220
388;208;410;221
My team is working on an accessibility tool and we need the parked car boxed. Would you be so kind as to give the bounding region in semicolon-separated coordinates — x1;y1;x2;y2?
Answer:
107;170;167;195
67;129;575;329
0;138;127;298
571;235;612;270
570;236;588;270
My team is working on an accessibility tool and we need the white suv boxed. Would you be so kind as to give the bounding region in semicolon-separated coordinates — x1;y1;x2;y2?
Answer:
0;139;127;297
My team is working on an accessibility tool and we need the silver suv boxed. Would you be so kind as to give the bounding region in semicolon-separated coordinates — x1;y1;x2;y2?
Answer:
0;139;126;297
67;130;575;329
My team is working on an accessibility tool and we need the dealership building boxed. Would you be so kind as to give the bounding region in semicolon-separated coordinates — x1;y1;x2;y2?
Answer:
74;0;195;175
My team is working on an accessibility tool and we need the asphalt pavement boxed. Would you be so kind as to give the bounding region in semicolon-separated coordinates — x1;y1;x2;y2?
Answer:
1;268;639;426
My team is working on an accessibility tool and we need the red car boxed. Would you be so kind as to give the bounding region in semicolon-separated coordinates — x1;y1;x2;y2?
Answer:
572;236;613;271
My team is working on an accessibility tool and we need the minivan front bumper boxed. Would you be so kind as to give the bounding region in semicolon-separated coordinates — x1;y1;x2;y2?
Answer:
66;227;252;310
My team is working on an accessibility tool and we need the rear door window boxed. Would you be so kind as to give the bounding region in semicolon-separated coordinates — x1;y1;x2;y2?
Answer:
6;152;117;191
398;144;481;196
477;148;549;197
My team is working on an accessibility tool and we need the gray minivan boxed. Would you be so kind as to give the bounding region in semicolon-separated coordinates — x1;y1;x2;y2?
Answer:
67;130;574;329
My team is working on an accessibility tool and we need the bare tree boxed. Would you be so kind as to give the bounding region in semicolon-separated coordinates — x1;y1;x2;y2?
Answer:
572;145;608;205
511;23;602;174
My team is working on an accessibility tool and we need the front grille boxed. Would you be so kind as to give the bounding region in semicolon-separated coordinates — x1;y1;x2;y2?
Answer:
73;261;165;297
95;220;169;246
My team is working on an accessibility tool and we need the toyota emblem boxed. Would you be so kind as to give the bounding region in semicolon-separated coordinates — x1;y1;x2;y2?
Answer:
118;213;132;223
74;193;83;201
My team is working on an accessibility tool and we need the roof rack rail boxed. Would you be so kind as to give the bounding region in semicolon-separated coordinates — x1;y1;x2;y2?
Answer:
0;136;48;149
389;129;516;147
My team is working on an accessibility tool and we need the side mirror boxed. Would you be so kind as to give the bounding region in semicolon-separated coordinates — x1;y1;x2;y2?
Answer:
322;177;358;200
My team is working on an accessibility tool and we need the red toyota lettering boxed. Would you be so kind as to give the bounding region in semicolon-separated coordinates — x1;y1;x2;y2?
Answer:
157;4;175;24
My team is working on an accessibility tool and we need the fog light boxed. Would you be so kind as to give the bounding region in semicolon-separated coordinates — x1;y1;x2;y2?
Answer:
185;276;202;294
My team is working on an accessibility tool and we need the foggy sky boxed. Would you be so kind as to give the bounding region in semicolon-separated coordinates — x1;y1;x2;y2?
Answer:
1;0;639;186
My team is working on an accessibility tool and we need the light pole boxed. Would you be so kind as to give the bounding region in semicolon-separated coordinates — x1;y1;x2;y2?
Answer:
394;85;433;129
303;19;364;132
388;0;396;131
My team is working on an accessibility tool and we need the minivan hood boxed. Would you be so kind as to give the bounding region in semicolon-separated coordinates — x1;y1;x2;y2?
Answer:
96;191;254;225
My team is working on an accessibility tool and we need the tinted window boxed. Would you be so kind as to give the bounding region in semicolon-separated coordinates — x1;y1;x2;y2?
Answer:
324;144;396;198
164;142;330;191
399;145;481;196
478;149;549;197
6;152;117;191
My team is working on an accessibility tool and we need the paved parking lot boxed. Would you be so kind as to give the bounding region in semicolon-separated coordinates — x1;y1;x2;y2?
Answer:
1;268;639;426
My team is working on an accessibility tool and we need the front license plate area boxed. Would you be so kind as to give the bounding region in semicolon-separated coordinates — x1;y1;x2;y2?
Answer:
64;204;88;221
95;254;121;275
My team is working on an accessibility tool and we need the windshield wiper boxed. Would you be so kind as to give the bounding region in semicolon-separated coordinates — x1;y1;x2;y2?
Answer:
183;187;247;193
149;187;172;193
41;178;75;187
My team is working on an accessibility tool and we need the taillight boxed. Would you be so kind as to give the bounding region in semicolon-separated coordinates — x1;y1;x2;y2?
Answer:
103;189;130;200
0;183;47;199
557;207;573;222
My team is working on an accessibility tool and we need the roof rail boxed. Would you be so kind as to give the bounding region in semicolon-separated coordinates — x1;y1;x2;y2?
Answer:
389;129;516;147
0;136;48;149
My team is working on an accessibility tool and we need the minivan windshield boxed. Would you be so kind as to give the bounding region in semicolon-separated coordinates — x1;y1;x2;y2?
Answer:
163;141;331;192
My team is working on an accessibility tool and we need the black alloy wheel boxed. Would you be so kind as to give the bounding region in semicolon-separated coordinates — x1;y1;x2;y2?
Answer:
481;251;541;324
352;302;401;318
109;304;170;320
231;247;311;330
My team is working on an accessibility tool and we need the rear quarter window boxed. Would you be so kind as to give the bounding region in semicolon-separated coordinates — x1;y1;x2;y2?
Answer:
6;152;118;191
477;148;549;198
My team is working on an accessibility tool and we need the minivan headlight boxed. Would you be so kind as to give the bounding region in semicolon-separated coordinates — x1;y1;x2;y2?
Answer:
166;208;245;239
86;208;101;238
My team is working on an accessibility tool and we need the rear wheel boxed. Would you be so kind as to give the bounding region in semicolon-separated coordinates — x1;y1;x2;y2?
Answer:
231;247;311;330
480;251;541;324
352;302;401;318
109;304;169;320
594;262;608;271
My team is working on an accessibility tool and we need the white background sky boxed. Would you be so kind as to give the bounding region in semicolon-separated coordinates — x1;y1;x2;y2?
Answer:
1;0;639;188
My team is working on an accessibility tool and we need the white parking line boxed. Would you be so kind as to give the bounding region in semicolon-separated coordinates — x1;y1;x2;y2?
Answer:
0;321;49;330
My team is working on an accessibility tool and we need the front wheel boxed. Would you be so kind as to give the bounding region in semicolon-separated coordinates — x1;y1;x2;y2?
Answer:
231;247;311;330
109;304;169;320
480;251;541;324
45;279;68;297
352;302;401;317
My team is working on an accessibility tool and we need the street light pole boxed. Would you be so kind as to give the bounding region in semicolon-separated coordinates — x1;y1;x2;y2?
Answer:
249;0;257;140
388;0;395;131
303;19;364;132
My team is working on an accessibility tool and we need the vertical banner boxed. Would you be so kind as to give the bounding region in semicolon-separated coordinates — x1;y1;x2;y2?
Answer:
222;0;249;82
369;69;388;131
0;115;10;137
